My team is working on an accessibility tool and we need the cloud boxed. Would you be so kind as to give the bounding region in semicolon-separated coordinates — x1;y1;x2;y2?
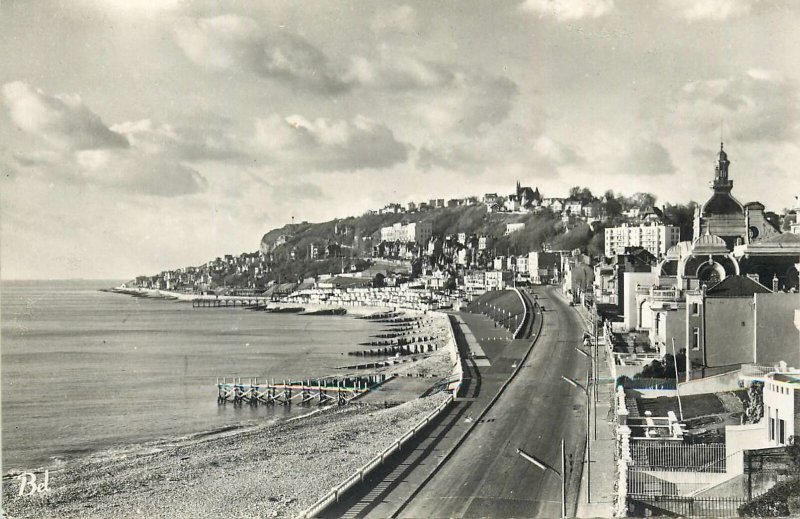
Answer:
413;72;518;135
665;0;752;21
270;181;324;201
111;118;244;161
174;15;352;93
74;149;207;196
532;136;583;166
623;140;677;176
673;71;800;143
2;81;208;197
371;5;418;35
2;81;129;150
520;0;615;21
253;114;408;171
346;55;455;90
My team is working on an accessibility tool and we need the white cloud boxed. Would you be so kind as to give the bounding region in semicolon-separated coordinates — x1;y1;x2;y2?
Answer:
666;0;752;21
623;140;677;176
371;5;418;34
533;135;583;166
2;82;208;197
673;71;800;142
111;118;243;161
74;149;207;197
174;15;352;93
2;81;129;150
413;72;518;135
252;114;408;171
520;0;615;21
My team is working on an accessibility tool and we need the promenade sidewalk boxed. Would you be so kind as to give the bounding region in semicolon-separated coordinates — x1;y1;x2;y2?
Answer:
571;301;617;518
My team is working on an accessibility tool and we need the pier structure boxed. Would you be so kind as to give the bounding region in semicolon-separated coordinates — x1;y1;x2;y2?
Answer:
192;297;269;308
216;375;386;406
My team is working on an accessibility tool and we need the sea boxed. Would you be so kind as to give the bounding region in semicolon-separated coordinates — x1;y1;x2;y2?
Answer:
1;280;380;472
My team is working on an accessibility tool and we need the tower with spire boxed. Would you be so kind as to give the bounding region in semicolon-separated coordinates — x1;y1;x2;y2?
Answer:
713;142;733;192
693;142;745;250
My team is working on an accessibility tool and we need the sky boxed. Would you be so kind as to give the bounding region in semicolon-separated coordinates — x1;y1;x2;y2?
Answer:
1;0;799;280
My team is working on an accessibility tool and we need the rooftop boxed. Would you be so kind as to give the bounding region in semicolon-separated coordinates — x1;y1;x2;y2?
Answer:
706;275;772;297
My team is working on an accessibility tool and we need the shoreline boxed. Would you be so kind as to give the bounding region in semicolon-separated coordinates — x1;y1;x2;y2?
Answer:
4;292;460;517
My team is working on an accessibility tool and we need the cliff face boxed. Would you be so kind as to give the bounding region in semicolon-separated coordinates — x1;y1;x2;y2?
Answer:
257;205;577;260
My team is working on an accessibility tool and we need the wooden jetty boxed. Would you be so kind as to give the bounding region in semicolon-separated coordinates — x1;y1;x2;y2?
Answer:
193;298;268;308
216;375;386;405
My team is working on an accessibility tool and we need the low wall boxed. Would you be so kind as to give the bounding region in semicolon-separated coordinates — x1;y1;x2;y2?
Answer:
297;308;463;519
679;370;742;396
297;395;453;519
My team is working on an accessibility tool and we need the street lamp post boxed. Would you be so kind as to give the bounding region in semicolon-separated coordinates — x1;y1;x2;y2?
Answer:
562;374;590;503
575;345;597;442
517;440;566;518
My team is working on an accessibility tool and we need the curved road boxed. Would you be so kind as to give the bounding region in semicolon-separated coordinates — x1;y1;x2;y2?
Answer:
393;286;589;518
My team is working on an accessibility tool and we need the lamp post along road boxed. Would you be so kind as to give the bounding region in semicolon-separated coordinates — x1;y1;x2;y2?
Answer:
517;440;566;519
562;374;590;503
576;344;597;442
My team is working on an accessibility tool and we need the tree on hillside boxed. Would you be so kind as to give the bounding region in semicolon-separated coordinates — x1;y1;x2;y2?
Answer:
632;192;657;209
568;186;595;204
663;202;697;241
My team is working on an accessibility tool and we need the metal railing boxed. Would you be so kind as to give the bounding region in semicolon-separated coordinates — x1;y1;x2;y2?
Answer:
741;364;778;378
630;443;726;472
628;495;749;517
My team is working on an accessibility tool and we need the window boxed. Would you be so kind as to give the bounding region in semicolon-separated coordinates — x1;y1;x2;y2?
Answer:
691;303;699;315
780;419;786;444
692;327;700;351
770;416;775;441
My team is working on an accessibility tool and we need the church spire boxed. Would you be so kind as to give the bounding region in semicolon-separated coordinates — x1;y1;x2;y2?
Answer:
713;142;733;192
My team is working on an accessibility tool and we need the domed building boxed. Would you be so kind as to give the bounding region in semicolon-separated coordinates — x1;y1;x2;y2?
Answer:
693;143;746;249
693;143;781;250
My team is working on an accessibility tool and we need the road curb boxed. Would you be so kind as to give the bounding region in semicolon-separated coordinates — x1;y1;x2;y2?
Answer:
391;290;545;518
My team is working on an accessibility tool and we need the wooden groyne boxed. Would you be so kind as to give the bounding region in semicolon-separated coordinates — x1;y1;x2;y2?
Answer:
216;375;387;405
355;311;402;320
349;342;439;357
300;308;347;316
371;316;419;324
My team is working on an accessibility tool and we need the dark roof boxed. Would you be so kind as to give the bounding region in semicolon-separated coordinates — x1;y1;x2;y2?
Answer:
706;275;772;297
702;192;743;216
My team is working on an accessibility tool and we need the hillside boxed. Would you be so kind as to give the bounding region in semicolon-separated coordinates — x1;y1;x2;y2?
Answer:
259;205;593;260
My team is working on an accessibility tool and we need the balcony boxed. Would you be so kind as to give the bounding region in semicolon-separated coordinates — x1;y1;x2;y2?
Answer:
650;287;681;302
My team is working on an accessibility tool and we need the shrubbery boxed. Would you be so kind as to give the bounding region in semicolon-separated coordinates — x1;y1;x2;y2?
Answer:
739;436;800;516
739;477;800;516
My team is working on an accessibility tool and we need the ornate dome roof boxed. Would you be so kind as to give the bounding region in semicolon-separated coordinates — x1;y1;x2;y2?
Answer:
701;192;743;216
691;233;730;254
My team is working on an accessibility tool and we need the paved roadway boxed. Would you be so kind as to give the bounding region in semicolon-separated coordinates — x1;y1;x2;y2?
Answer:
395;286;588;518
324;286;589;518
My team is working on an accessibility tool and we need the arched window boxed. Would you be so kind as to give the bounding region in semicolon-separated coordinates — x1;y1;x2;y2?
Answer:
697;262;724;284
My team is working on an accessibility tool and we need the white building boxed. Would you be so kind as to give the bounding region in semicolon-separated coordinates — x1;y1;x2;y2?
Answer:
516;255;529;274
380;221;433;244
493;256;506;271
506;222;525;235
485;270;505;290
604;223;680;258
763;372;800;447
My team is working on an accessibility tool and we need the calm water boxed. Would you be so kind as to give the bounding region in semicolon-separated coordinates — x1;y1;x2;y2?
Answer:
1;280;379;471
